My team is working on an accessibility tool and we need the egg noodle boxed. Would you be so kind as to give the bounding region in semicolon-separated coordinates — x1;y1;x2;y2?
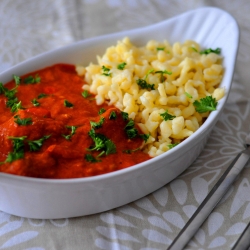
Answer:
76;37;224;157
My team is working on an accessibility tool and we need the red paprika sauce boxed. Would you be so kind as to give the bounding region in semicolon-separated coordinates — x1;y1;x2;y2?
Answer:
0;64;151;179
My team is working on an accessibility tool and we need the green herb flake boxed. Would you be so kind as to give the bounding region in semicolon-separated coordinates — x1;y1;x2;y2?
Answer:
87;129;116;157
155;70;172;82
37;93;48;99
14;115;33;126
160;110;176;121
24;74;41;84
101;65;112;77
200;48;221;55
13;75;21;86
31;98;40;107
117;62;126;70
136;79;155;90
191;47;198;52
64;100;74;108
28;135;51;152
156;47;165;51
121;111;129;121
84;154;101;163
1;136;27;164
185;92;193;98
90;117;105;129
82;90;90;98
10;101;23;113
109;111;117;120
123;147;140;154
168;143;179;149
62;126;78;140
193;96;218;113
140;133;150;142
98;108;106;115
124;120;138;139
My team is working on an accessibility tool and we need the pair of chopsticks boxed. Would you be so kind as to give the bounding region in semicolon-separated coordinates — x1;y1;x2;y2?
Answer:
167;147;250;250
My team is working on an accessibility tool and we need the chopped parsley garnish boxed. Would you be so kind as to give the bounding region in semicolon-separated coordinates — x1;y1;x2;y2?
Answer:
82;90;91;98
155;70;172;82
117;62;126;70
28;135;51;152
185;92;193;98
193;96;218;113
98;108;106;115
200;48;221;55
84;154;101;163
123;147;140;154
140;133;150;142
109;111;117;120
0;76;22;113
62;126;78;140
90;117;105;129
10;101;23;113
31;98;40;106
102;65;112;77
136;79;155;90
124;119;138;139
121;111;129;121
136;69;155;90
64;100;74;108
24;74;41;84
87;129;116;159
37;93;48;99
157;47;165;51
168;143;179;149
0;134;51;164
0;136;27;164
160;110;176;121
14;115;33;126
13;75;21;85
191;47;198;52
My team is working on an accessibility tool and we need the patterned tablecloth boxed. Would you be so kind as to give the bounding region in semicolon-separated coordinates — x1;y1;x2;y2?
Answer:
1;0;250;249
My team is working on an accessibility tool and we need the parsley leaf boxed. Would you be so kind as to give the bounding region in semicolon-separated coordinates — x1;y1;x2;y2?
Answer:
121;111;129;121
1;136;27;163
109;111;117;120
13;75;21;85
193;96;218;113
156;47;165;51
64;100;73;108
140;133;150;142
37;93;48;99
82;90;90;98
98;108;106;115
160;110;176;121
117;62;126;70
62;126;77;140
200;48;221;55
87;129;116;157
10;101;23;113
185;92;192;98
90;117;105;129
0;79;22;113
102;65;112;77
24;74;41;84
14;115;33;126
123;147;140;154
136;79;155;90
124;119;138;139
155;70;172;82
84;154;101;163
31;98;40;107
28;135;51;152
168;143;179;149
